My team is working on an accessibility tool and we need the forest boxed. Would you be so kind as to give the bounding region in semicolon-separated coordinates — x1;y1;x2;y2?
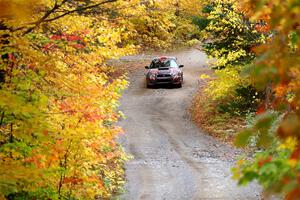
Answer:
0;0;299;199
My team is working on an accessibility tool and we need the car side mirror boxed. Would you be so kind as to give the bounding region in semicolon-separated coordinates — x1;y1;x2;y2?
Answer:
145;66;149;69
179;65;184;68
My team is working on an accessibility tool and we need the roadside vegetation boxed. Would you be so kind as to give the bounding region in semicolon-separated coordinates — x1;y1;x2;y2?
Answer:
191;0;266;142
192;0;300;198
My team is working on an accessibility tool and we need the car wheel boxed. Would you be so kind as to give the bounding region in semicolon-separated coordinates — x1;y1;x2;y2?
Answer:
175;83;182;88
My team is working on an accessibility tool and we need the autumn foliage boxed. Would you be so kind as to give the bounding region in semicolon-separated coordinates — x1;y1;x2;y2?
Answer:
0;0;136;199
192;0;300;198
231;0;300;198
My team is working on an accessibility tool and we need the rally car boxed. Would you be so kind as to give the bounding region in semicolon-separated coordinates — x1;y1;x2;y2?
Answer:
145;56;184;88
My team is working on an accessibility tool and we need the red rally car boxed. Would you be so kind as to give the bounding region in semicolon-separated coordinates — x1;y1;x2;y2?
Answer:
145;56;184;88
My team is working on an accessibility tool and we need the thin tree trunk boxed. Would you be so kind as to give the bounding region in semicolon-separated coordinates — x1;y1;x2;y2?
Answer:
9;123;13;143
58;140;72;199
265;82;272;109
175;0;180;16
0;111;4;126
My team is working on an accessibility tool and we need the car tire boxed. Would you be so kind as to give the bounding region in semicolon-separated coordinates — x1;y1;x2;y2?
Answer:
175;83;182;88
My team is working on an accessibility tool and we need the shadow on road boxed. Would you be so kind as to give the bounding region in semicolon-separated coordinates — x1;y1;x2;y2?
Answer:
146;84;182;89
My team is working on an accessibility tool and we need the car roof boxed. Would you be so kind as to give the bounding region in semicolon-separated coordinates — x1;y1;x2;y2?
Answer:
152;56;177;62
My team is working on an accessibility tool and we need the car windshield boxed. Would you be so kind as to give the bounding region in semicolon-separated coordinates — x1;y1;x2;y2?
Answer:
150;59;178;69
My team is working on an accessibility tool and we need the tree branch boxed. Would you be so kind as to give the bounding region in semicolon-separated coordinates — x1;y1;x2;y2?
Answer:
23;0;69;35
43;0;118;23
21;0;118;35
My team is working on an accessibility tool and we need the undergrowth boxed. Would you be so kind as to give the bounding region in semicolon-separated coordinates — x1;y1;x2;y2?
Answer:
191;77;248;144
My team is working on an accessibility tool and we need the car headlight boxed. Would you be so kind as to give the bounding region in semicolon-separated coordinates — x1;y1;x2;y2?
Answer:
171;72;180;77
149;74;156;80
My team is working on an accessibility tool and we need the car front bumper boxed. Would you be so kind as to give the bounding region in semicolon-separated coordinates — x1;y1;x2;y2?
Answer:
147;76;182;85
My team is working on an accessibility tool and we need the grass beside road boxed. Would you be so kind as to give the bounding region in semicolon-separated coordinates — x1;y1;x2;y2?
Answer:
191;78;246;144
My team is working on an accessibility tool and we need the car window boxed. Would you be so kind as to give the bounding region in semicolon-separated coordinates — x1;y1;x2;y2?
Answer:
149;59;178;68
166;60;178;68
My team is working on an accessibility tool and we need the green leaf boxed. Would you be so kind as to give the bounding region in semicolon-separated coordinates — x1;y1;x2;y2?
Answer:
290;31;298;46
235;129;253;147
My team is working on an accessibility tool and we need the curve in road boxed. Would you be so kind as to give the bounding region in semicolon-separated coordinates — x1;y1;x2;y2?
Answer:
118;48;261;200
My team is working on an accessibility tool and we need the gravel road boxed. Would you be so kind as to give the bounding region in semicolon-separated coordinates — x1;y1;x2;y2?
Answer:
118;48;261;200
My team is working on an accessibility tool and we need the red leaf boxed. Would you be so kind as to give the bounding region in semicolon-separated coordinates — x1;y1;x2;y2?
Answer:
66;35;81;41
256;104;265;115
50;35;62;40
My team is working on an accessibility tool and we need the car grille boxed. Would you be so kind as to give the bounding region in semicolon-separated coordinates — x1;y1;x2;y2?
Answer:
157;79;171;82
157;74;171;78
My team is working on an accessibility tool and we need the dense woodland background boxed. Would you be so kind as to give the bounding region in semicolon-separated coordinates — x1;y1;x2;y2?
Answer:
0;0;300;199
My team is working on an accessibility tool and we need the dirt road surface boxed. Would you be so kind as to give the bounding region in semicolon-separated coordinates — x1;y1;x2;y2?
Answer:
118;48;261;200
